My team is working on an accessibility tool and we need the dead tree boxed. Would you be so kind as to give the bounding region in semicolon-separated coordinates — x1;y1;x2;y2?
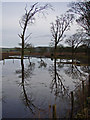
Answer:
18;3;52;62
50;13;74;57
65;30;87;63
69;0;90;66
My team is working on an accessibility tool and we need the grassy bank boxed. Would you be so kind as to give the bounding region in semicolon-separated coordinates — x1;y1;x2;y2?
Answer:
73;80;90;119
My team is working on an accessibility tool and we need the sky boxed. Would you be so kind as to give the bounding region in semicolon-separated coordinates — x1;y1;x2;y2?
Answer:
1;0;79;48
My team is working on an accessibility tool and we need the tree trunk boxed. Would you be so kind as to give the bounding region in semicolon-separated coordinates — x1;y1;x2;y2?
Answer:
54;42;57;84
21;59;24;84
22;36;24;60
72;46;74;64
54;43;57;58
54;58;57;83
88;74;90;97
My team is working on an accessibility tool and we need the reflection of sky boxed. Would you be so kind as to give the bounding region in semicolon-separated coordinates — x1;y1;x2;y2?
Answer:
2;2;79;48
2;57;88;117
2;58;75;117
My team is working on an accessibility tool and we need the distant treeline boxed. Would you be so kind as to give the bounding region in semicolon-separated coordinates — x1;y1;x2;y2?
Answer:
1;44;90;54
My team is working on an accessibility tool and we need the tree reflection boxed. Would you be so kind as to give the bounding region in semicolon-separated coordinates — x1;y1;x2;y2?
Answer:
38;58;47;68
21;79;36;114
64;64;89;88
80;66;90;74
16;59;39;115
65;64;88;79
16;60;35;82
49;58;69;98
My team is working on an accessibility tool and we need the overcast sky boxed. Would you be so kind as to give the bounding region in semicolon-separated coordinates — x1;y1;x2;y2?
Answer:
1;0;79;48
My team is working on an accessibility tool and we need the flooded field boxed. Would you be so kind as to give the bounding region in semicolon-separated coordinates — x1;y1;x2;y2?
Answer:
1;57;89;118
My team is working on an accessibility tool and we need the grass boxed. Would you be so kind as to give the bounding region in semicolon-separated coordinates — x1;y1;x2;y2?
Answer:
74;81;90;119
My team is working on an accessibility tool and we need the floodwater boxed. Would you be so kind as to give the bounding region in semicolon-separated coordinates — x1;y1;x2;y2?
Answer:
1;57;89;118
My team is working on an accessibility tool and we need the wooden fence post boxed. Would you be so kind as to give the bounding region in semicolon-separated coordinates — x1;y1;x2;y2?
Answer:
88;74;90;97
70;91;74;119
49;104;52;118
53;104;57;118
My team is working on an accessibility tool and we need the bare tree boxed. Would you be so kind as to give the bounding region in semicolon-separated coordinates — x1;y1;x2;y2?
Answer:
50;13;74;57
65;30;87;63
68;0;90;65
18;2;52;61
69;0;90;36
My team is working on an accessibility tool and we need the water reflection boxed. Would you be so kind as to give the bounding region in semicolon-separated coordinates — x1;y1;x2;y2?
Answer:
64;64;89;89
38;58;47;68
21;81;36;114
65;64;87;79
49;58;69;98
2;57;89;118
16;58;39;115
80;66;90;73
16;60;35;81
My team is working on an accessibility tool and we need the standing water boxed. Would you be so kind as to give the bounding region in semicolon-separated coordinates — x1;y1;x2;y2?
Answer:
1;58;89;118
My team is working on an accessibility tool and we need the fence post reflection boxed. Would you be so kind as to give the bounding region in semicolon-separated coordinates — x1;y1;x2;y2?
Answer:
53;104;57;118
70;91;74;119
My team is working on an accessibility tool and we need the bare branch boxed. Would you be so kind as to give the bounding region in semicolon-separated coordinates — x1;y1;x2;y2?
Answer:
18;2;52;59
19;20;24;29
51;13;74;49
25;4;28;15
65;30;87;54
18;33;22;38
68;0;90;36
25;33;32;41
